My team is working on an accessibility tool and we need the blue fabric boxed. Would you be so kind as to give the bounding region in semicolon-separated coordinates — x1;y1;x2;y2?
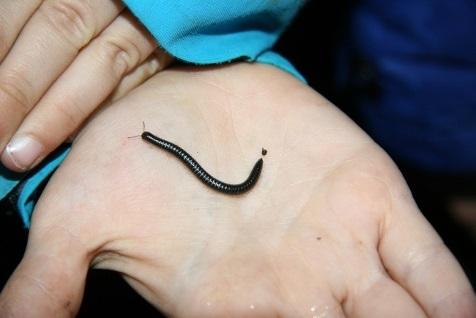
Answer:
122;0;306;64
257;51;306;83
0;0;304;226
0;166;23;199
347;0;476;173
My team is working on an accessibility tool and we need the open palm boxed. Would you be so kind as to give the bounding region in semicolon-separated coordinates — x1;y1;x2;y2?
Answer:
1;64;474;317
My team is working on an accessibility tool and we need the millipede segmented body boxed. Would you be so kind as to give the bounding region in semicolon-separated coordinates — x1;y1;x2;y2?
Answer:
141;131;263;194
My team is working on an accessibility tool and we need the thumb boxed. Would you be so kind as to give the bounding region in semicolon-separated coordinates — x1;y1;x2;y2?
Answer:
0;231;90;317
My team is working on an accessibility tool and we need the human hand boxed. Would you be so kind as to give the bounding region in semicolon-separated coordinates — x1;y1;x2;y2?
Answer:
0;0;172;172
1;64;475;317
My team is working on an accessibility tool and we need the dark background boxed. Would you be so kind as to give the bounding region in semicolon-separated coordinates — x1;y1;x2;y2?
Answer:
1;2;474;316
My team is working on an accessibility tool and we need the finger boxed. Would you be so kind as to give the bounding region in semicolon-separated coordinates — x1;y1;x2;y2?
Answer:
345;275;426;317
379;187;476;317
0;0;123;151
0;0;42;61
64;52;173;143
107;50;174;103
1;11;162;171
0;228;90;317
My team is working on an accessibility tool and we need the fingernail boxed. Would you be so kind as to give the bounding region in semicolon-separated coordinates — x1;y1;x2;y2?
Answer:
3;135;44;171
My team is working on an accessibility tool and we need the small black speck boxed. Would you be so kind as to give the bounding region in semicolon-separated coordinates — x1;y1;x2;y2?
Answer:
261;148;268;156
316;237;322;241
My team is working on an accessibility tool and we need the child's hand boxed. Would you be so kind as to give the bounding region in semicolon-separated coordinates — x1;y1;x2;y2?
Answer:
1;64;474;317
0;0;172;172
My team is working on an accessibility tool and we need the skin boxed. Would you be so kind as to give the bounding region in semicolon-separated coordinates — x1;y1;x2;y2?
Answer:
0;0;172;172
0;64;475;317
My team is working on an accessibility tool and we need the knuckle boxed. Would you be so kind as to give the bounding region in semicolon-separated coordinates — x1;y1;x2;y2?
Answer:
0;74;32;115
154;49;174;71
141;58;161;78
52;97;85;128
40;0;96;48
404;241;447;281
99;37;142;77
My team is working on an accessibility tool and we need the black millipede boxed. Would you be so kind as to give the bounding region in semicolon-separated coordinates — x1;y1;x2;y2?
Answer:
141;131;264;194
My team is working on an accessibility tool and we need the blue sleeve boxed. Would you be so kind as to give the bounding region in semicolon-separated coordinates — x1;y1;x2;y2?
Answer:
0;0;306;227
123;0;305;65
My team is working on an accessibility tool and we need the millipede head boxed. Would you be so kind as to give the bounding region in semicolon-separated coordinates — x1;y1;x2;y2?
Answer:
128;121;148;139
